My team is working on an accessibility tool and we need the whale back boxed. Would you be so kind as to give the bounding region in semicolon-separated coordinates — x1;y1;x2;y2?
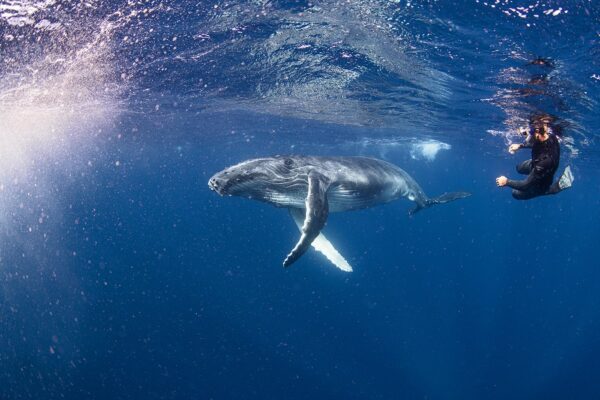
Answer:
318;156;427;211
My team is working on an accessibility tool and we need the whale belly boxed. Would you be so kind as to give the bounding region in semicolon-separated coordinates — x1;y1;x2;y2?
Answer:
262;188;307;208
327;183;395;212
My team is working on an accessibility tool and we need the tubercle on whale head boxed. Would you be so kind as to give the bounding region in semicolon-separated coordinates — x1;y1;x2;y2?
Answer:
208;156;301;197
208;170;253;196
208;172;230;195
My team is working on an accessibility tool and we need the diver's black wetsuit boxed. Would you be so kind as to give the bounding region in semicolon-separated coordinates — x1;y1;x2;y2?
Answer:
507;134;561;200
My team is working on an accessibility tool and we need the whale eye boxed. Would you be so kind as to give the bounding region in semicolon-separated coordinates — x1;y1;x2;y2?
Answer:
284;158;294;168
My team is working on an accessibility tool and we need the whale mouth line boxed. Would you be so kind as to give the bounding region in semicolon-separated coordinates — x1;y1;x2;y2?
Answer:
209;175;253;195
209;186;223;196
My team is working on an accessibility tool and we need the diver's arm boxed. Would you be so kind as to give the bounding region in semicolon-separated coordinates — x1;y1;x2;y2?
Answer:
505;171;536;190
511;139;533;150
508;144;522;154
520;140;533;149
508;140;532;154
509;127;533;153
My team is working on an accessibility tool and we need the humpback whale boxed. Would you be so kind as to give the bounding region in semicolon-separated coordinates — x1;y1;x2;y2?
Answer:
208;156;470;271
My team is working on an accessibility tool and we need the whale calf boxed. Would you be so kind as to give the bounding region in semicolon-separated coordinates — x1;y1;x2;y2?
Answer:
208;156;470;271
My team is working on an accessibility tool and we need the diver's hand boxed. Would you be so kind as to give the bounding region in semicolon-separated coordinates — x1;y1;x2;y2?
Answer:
496;176;508;187
508;144;521;154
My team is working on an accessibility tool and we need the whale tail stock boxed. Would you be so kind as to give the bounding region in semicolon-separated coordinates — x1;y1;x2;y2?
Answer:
408;191;471;216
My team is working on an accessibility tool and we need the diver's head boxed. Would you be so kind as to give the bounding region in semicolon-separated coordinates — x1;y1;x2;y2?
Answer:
533;124;549;142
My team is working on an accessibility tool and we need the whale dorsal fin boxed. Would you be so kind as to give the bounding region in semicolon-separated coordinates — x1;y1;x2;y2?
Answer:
283;172;330;267
289;208;352;272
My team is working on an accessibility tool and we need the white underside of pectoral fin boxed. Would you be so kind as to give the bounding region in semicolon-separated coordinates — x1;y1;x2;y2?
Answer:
311;234;353;272
289;208;353;272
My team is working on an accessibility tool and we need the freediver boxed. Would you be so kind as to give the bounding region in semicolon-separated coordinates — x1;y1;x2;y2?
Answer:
496;122;573;200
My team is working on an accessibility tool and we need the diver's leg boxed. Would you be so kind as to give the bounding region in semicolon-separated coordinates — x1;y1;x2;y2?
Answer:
516;159;533;175
546;182;561;195
512;188;540;200
546;166;574;195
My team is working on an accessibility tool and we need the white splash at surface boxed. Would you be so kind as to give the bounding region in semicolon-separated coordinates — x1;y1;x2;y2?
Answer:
342;136;452;162
0;0;57;26
410;140;452;162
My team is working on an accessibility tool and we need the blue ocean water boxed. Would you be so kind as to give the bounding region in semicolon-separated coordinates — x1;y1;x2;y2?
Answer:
1;1;599;399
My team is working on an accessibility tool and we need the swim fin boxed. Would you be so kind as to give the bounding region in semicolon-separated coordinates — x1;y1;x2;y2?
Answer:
558;166;574;190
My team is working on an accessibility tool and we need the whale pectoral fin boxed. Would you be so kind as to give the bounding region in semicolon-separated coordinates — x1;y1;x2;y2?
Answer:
283;172;329;268
289;208;353;272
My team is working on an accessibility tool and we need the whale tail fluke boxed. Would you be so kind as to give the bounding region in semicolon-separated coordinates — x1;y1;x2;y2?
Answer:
409;191;471;216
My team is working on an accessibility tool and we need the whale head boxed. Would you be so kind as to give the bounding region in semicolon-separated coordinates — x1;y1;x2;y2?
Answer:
208;156;305;201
